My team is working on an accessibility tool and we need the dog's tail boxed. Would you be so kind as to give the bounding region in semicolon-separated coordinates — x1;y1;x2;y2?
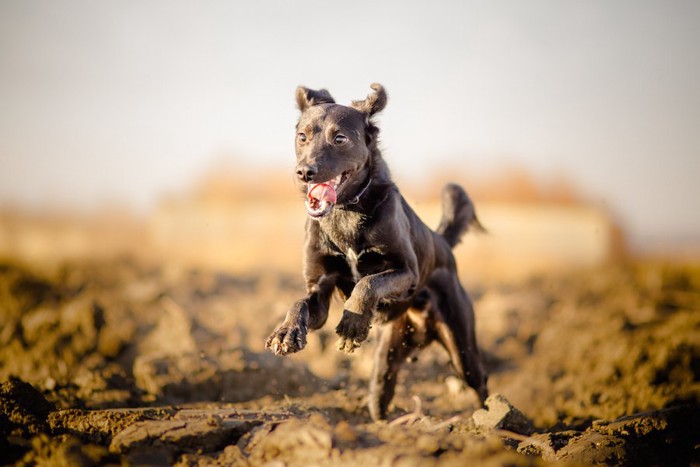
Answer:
436;183;485;248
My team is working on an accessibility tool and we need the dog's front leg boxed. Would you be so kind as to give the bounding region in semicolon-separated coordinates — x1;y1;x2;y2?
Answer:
336;269;416;353
265;298;310;355
266;274;335;356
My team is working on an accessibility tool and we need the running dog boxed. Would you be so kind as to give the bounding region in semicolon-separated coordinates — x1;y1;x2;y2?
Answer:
266;83;488;420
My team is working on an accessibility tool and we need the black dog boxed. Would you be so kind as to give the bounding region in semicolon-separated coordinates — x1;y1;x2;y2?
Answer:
266;83;488;420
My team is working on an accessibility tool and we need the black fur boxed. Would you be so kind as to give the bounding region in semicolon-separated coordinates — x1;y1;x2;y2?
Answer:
266;83;488;420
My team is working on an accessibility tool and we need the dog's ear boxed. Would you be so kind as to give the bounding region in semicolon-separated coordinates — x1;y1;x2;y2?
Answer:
351;83;387;116
296;86;335;112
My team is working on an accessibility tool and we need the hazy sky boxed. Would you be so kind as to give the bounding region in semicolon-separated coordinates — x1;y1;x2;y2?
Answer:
1;0;699;249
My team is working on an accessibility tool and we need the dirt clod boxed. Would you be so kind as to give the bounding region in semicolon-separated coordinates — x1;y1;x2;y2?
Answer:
1;377;53;429
472;393;533;435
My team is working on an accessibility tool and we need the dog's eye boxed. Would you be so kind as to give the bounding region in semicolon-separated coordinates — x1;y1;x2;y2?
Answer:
334;134;348;145
297;132;307;143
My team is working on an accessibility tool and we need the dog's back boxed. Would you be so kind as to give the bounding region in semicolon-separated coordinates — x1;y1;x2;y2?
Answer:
397;182;482;279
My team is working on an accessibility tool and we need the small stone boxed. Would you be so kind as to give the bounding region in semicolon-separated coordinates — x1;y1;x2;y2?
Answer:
445;375;463;395
333;420;358;444
472;393;534;435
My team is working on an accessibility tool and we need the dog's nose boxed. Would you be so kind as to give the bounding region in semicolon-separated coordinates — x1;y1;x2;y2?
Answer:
296;165;317;182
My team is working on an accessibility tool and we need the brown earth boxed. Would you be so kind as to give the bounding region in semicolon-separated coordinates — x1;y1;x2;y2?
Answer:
0;258;699;465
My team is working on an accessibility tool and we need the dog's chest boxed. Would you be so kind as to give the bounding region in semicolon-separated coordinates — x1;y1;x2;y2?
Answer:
320;209;366;252
344;247;366;282
342;246;390;282
320;211;388;279
344;247;360;281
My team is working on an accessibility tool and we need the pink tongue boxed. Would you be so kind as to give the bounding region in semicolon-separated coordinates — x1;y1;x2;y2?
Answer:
308;183;337;204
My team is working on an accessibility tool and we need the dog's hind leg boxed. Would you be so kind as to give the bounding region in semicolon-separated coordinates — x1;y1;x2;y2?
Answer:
430;269;489;405
369;314;420;421
368;290;435;420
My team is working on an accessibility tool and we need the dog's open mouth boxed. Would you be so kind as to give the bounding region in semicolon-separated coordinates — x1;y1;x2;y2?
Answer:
305;171;351;218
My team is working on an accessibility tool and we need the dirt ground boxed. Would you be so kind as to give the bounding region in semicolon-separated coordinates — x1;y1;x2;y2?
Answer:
1;257;699;465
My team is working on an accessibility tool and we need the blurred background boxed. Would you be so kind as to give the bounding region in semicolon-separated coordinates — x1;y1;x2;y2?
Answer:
1;0;699;279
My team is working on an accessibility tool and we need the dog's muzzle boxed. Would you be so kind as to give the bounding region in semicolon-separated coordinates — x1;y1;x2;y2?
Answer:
306;181;337;218
304;170;356;218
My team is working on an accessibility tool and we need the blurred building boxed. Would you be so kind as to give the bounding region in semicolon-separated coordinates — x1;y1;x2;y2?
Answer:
147;169;624;282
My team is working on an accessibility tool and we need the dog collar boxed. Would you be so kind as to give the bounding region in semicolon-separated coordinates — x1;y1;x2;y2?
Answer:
346;176;372;205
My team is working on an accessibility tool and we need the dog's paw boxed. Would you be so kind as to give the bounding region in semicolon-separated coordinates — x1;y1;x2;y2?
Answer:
335;310;372;354
265;320;308;356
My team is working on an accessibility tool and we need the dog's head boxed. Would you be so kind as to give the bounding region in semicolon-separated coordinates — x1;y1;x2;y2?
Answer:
294;83;387;219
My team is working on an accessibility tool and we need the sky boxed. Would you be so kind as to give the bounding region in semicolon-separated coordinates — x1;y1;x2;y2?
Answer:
1;0;699;251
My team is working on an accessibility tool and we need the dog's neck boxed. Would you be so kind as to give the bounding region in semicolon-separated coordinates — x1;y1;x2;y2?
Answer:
338;150;394;212
317;151;396;252
343;174;373;206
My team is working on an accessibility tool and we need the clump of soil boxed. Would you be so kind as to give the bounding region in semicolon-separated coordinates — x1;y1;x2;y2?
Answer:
483;264;700;428
0;258;698;465
0;376;54;462
1;376;54;436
